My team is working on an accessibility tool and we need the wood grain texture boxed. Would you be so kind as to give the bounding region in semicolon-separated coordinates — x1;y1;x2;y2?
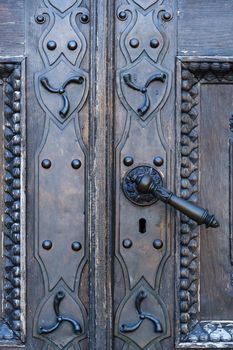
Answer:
178;0;233;56
200;84;233;320
88;0;114;349
0;1;25;56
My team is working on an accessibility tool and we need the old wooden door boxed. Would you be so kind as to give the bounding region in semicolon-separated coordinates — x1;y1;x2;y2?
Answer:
1;0;233;349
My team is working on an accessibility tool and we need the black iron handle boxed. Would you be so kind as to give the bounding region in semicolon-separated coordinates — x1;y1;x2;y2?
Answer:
133;174;219;228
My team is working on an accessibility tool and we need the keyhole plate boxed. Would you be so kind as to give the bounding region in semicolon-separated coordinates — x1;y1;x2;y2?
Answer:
122;165;163;206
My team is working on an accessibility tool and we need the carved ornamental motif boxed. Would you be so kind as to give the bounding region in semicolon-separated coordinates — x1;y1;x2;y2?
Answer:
114;0;173;349
34;1;89;349
0;62;26;344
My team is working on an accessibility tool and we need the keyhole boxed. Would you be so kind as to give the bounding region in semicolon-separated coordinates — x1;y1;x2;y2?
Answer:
139;218;146;234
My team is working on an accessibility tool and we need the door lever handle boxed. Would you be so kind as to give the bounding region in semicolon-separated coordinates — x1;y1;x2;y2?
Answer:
122;166;219;229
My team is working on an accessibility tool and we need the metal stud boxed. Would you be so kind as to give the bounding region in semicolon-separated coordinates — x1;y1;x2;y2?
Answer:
36;15;45;24
153;239;163;249
47;40;57;50
42;240;52;250
41;159;51;169
123;239;133;249
150;38;159;48
130;38;139;48
67;40;78;51
163;12;172;21
72;241;82;251
123;156;134;167
118;11;127;20
71;159;82;169
153;156;164;167
80;14;89;23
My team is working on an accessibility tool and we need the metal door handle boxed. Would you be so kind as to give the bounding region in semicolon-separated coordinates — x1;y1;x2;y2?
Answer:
122;166;219;228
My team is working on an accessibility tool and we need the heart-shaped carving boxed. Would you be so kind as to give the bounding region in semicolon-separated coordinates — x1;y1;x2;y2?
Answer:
133;0;159;10
48;0;78;13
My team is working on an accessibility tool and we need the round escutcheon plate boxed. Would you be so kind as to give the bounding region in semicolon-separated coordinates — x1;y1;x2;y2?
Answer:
122;165;163;206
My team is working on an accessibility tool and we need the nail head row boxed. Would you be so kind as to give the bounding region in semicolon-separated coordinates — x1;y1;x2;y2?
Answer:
41;159;82;169
122;239;163;249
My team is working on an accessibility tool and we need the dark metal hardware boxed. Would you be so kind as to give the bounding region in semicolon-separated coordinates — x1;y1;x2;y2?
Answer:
122;166;219;228
153;239;163;249
150;38;159;49
39;291;82;335
162;12;172;21
47;40;57;51
40;76;84;118
71;159;82;169
123;166;163;206
80;14;89;23
123;156;134;167
67;40;78;51
41;159;51;169
118;11;127;21
153;156;164;167
129;38;140;48
36;15;46;24
42;240;53;250
72;242;82;252
123;73;166;116
122;239;133;249
120;291;163;333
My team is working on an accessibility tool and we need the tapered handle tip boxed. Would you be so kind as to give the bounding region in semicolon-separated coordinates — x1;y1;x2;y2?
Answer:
206;215;220;228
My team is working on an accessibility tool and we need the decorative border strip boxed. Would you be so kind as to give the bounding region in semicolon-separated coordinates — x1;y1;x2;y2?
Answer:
177;58;233;348
0;59;26;344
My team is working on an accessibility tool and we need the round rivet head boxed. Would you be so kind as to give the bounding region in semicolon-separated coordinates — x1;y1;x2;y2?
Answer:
123;239;133;249
130;38;139;48
150;38;160;48
123;156;134;167
153;156;164;167
68;40;78;51
36;15;45;24
72;241;82;251
41;159;51;169
71;159;82;169
47;40;57;50
42;240;52;250
153;239;163;249
163;12;172;21
80;14;89;23
118;11;127;20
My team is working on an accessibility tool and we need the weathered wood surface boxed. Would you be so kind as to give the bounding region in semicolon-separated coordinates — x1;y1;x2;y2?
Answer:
0;0;25;56
178;0;233;56
1;1;233;349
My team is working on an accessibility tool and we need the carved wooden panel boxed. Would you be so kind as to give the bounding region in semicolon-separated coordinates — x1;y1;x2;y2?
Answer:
33;1;90;349
113;0;176;349
0;59;26;345
177;58;233;348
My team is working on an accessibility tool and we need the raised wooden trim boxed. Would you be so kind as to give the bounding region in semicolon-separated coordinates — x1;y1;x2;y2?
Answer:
88;1;114;349
177;57;233;348
0;58;26;346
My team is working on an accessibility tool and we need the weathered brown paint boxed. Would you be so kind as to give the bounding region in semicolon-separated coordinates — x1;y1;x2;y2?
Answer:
0;1;233;349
